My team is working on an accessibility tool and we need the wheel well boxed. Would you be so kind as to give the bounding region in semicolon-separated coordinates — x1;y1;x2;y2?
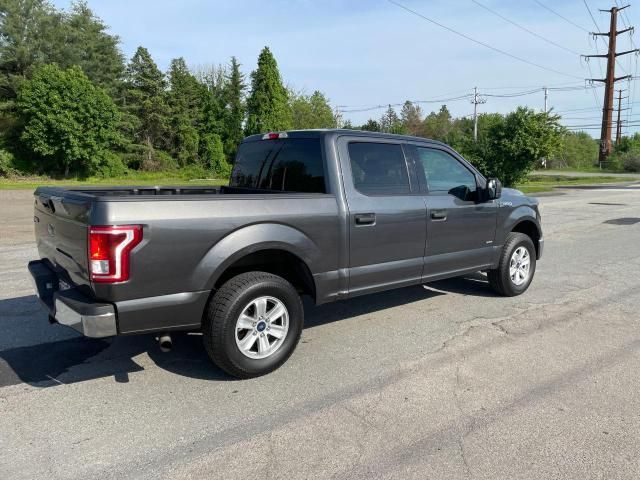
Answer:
511;220;540;257
214;249;316;301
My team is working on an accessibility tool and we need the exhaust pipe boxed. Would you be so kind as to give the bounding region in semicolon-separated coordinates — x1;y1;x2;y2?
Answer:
157;333;172;352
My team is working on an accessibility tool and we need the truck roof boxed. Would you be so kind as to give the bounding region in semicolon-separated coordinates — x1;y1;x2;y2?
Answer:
241;129;448;147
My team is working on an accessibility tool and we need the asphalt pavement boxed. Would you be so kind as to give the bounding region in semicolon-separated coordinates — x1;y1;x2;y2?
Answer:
1;183;639;479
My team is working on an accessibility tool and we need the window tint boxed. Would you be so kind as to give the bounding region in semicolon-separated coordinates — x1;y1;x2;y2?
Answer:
230;138;325;193
348;142;410;195
415;147;476;200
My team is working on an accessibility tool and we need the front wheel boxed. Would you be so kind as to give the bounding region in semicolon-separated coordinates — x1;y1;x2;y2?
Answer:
488;232;537;297
203;271;303;379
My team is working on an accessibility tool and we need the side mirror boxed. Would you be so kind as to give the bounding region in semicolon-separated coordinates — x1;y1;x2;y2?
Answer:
486;178;502;200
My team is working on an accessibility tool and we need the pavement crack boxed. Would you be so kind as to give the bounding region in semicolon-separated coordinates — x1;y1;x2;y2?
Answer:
453;363;475;479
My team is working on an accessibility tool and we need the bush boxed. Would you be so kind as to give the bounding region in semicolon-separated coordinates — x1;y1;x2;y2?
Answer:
141;149;178;172
200;133;231;176
0;149;17;177
96;153;128;178
621;152;640;172
179;164;210;178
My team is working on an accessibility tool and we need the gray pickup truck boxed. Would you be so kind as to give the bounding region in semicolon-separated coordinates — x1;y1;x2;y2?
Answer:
29;129;543;378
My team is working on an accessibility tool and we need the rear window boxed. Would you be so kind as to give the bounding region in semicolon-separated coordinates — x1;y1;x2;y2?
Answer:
230;138;326;193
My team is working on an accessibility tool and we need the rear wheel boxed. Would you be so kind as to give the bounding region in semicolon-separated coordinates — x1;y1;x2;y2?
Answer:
203;271;303;378
488;232;536;297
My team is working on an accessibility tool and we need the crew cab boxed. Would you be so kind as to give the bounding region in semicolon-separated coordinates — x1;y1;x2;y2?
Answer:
29;130;543;378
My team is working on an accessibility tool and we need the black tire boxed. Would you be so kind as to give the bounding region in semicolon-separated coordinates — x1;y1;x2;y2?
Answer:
488;232;537;297
203;271;303;379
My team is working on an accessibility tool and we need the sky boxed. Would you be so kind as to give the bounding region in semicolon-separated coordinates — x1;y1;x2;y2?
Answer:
52;0;640;135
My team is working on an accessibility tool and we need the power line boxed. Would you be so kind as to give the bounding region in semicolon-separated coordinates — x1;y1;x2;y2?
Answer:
338;94;472;113
532;0;590;32
583;0;601;32
478;81;586;90
337;83;602;112
386;0;583;79
471;0;581;56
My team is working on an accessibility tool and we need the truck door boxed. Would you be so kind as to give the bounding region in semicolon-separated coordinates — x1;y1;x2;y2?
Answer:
337;136;427;295
405;144;497;279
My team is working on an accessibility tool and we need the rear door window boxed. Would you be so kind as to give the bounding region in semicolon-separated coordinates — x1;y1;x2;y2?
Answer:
347;142;410;195
230;138;325;193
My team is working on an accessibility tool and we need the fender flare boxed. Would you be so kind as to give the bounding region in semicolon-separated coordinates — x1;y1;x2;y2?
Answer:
193;223;321;291
504;206;541;237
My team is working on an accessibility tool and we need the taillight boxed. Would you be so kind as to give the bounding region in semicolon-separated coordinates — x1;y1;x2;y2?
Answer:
261;131;288;140
88;225;143;283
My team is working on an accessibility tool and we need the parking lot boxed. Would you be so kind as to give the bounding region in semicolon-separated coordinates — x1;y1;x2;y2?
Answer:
1;184;639;479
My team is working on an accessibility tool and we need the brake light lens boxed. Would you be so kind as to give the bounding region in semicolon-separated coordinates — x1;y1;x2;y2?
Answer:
262;131;288;140
88;225;143;283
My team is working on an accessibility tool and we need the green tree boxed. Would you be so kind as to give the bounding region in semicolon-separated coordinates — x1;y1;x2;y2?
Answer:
18;64;120;176
360;119;381;132
548;131;598;169
122;47;170;168
342;119;355;129
222;56;246;160
62;1;124;94
400;101;423;136
245;47;292;135
200;132;230;175
167;57;205;165
290;90;336;129
423;105;453;140
0;0;62;105
465;108;562;186
380;105;404;133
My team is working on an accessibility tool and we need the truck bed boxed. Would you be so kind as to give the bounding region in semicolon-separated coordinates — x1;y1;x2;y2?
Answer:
34;185;295;200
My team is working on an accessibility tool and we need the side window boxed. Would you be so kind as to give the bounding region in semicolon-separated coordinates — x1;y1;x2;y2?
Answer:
348;142;410;195
415;147;477;200
231;138;325;193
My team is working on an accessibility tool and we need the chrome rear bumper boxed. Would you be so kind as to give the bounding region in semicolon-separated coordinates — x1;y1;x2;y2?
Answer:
28;260;117;338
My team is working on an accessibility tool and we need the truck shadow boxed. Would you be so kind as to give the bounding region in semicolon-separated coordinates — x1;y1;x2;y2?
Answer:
0;274;494;387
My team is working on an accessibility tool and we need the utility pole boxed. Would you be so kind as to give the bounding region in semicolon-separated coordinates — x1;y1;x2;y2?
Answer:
615;89;628;144
471;86;486;141
543;86;548;113
583;5;637;168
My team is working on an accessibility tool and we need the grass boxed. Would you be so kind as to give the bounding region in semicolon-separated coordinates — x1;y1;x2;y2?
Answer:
515;175;634;194
0;171;227;190
1;171;636;194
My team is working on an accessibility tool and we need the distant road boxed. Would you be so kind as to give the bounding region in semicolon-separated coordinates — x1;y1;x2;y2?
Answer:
533;169;640;178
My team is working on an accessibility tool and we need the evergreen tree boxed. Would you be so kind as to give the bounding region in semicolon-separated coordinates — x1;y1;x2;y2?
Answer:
167;57;205;165
197;64;226;140
62;1;124;95
245;47;292;135
342;119;355;130
17;64;120;176
123;46;170;168
380;105;404;134
222;56;246;160
0;0;63;105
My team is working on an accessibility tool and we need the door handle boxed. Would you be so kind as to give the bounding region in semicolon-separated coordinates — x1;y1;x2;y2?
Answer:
354;213;376;226
431;209;447;220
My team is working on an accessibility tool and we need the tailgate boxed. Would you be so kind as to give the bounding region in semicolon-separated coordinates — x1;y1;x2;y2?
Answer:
34;191;92;288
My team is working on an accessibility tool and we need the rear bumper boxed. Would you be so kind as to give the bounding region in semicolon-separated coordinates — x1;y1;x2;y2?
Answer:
28;260;117;338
